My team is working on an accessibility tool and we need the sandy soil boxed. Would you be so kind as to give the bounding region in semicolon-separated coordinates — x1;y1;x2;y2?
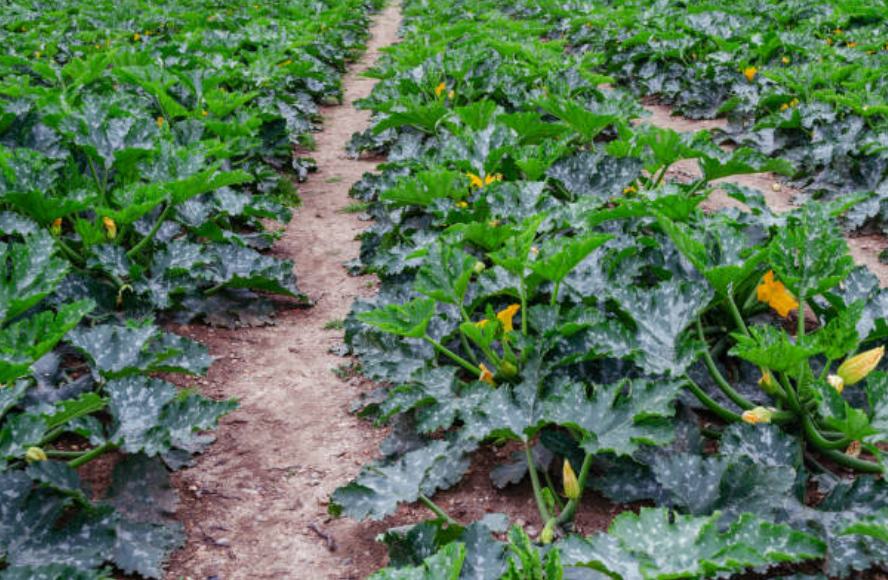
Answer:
164;7;402;579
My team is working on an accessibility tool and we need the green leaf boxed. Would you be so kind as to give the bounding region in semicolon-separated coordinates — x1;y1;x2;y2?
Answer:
545;379;684;457
0;232;69;322
528;234;613;284
414;242;477;306
382;170;465;207
536;96;617;143
330;438;473;521
358;298;436;338
698;147;793;183
368;542;465;580
730;324;822;375
610;279;713;375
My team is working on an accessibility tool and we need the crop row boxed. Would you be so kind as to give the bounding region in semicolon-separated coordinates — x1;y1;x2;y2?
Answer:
332;0;888;579
0;1;382;578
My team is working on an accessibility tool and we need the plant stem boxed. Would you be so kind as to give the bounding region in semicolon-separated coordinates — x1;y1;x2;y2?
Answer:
423;336;482;376
127;203;172;259
549;281;561;307
818;448;885;474
543;470;565;511
418;494;458;525
520;278;528;335
726;293;751;337
803;414;851;450
684;374;743;422
45;450;88;458
695;319;755;411
68;442;117;469
54;237;85;266
555;452;594;525
525;443;552;523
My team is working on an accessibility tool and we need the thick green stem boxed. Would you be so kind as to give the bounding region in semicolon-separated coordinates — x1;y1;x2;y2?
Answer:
549;281;561;307
520;278;528;335
726;293;751;337
684;375;743;423
55;237;85;266
696;319;755;411
418;494;458;525
423;336;482;376
818;448;885;474
803;415;851;450
544;469;565;511
45;450;88;458
555;452;594;525
68;442;117;469
525;443;552;523
127;203;173;259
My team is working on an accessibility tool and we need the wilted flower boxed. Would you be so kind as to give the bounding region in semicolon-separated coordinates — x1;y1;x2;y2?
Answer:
836;346;884;386
25;447;47;462
827;374;844;393
479;363;495;385
742;406;774;424
757;270;798;317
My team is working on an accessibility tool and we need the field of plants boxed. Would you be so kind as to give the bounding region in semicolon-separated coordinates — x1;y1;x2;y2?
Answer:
334;0;888;578
4;0;888;578
0;0;383;578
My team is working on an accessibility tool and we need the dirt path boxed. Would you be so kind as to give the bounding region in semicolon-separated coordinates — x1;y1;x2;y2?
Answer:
640;104;888;286
165;6;402;580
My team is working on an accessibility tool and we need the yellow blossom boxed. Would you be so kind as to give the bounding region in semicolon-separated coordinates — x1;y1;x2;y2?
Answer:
826;37;833;45
757;270;798;318
467;173;485;188
456;201;468;208
742;406;774;424
781;103;790;111
496;304;520;333
202;110;208;117
448;89;455;100
34;51;40;58
25;447;47;462
157;116;164;127
479;363;495;385
623;185;637;194
836;346;884;386
475;319;489;328
50;218;62;236
134;33;141;41
563;459;580;499
743;66;757;82
103;217;117;240
790;98;799;107
834;28;843;35
781;56;791;64
847;41;857;48
435;82;446;97
758;372;776;393
489;220;499;227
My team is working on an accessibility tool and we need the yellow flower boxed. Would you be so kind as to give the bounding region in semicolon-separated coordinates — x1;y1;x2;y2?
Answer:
25;447;47;462
530;246;538;254
201;110;208;117
479;363;495;385
584;21;591;28
846;440;861;458
103;216;117;240
757;270;798;318
826;37;833;45
157;116;164;127
144;30;151;36
847;41;857;48
34;51;40;58
435;82;446;97
790;98;799;107
836;346;884;386
758;372;776;394
781;56;791;64
827;374;844;394
496;304;520;333
466;173;484;188
489;220;500;227
475;319;489;328
742;407;774;424
448;89;455;100
563;459;580;499
455;201;468;208
743;66;757;82
134;32;140;41
834;28;843;35
780;103;790;111
50;218;62;236
623;185;637;194
278;59;293;67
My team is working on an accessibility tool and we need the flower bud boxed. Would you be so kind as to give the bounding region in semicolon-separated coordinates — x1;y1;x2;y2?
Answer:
103;216;117;240
758;372;776;394
540;520;555;545
837;346;884;386
50;218;62;236
741;406;774;424
25;447;47;462
479;364;495;386
500;361;518;378
473;261;485;274
845;440;861;459
827;374;844;394
563;459;580;499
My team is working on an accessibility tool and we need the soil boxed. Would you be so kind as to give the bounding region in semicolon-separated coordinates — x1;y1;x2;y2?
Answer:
161;9;888;580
